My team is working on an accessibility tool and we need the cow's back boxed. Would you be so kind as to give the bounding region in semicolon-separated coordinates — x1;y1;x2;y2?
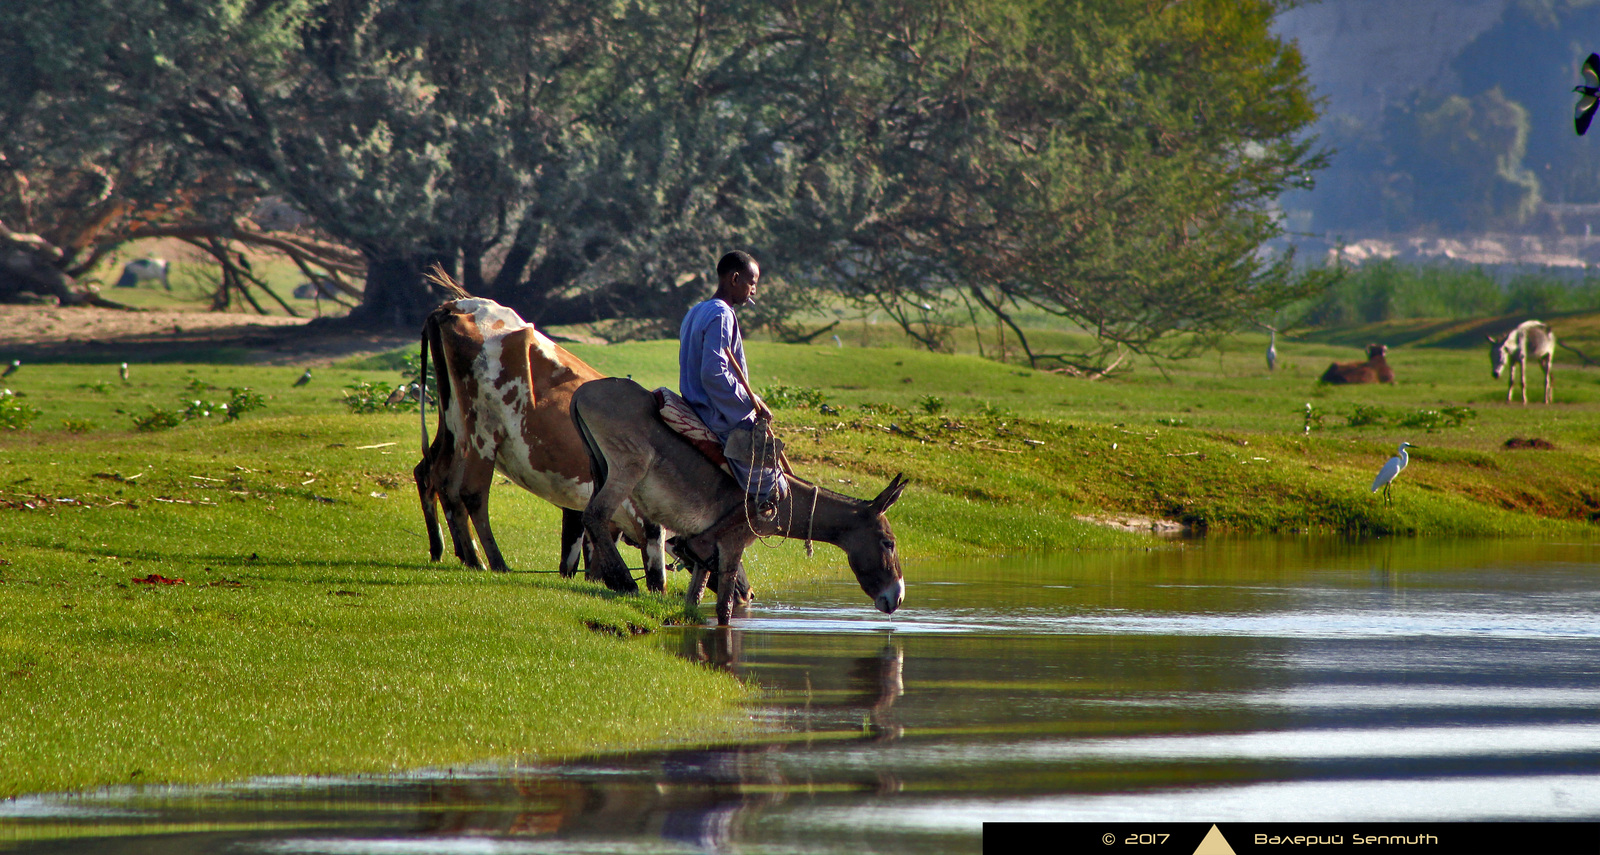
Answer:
441;298;603;510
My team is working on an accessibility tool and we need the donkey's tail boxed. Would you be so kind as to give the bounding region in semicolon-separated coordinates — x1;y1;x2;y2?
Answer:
571;398;609;494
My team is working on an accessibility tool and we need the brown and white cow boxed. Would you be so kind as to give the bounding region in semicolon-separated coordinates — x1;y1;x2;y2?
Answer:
414;278;669;590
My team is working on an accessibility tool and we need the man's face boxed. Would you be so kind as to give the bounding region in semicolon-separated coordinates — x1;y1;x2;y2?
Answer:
726;264;760;305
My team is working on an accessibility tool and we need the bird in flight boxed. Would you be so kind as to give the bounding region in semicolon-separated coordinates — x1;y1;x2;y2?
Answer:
1575;52;1600;135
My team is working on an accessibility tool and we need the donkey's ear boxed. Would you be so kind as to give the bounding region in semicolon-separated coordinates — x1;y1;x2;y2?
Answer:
870;473;909;515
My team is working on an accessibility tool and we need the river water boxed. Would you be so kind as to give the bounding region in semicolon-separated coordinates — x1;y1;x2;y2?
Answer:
4;538;1600;852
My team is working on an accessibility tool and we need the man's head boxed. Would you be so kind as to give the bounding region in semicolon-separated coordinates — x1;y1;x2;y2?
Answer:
715;251;760;306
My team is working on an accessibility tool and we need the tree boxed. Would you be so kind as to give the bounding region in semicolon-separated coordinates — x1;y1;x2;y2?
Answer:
4;0;1327;369
0;1;356;308
774;0;1330;369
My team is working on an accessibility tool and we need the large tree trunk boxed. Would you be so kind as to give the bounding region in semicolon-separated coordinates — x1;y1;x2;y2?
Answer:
347;254;451;329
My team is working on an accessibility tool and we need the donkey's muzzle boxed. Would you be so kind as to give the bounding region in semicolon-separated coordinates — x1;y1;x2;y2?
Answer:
875;579;905;614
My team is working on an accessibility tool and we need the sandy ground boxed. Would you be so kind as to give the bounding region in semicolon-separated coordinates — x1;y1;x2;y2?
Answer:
0;304;415;366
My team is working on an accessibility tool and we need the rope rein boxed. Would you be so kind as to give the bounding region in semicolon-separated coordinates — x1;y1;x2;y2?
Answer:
738;418;818;557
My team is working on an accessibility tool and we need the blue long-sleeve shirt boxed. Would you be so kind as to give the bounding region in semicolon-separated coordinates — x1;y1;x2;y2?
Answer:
679;298;754;439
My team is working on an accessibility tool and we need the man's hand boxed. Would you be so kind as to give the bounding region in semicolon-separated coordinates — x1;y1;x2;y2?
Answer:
754;399;774;423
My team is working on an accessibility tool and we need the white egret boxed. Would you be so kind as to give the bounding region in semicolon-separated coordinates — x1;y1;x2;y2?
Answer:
1370;441;1414;506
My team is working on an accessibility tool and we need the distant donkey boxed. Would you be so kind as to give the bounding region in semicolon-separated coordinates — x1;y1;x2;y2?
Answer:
1487;320;1555;404
1321;344;1394;385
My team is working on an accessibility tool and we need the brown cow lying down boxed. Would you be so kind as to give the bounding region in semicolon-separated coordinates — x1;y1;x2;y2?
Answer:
1320;344;1394;384
413;277;670;588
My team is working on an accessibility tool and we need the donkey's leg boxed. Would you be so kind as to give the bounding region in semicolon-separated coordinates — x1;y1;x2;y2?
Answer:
686;561;711;608
712;536;756;625
559;508;584;577
581;469;645;594
1543;353;1554;404
1519;355;1529;404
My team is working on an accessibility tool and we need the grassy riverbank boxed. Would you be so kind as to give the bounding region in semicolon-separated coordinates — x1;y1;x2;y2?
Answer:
1;327;1597;799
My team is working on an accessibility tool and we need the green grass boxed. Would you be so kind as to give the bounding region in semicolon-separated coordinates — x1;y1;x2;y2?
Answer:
2;320;1599;800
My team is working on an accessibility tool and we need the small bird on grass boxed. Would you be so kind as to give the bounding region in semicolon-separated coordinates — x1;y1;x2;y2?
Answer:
119;362;129;382
1;360;19;378
293;368;313;387
1575;52;1600;135
1370;441;1414;507
384;384;408;406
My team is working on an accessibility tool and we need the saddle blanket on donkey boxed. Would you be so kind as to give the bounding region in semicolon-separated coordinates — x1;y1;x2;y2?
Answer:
653;388;734;475
651;387;784;482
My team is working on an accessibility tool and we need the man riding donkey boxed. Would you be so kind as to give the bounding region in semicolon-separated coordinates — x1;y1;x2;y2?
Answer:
570;248;907;623
675;251;790;561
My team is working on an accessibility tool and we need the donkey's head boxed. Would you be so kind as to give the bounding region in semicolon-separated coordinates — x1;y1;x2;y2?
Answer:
838;473;909;614
1487;333;1512;377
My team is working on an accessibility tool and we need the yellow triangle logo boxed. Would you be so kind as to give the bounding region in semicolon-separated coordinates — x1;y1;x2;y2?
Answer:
1193;824;1236;855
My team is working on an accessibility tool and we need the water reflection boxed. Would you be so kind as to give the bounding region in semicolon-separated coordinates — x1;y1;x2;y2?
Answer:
5;537;1600;852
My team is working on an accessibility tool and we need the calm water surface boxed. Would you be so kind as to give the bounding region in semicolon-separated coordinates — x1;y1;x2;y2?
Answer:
5;538;1600;853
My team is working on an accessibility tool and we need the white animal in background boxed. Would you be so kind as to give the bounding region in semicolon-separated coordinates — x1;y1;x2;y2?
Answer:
114;258;170;290
1370;441;1414;507
119;363;129;382
1487;320;1555;404
1266;329;1277;371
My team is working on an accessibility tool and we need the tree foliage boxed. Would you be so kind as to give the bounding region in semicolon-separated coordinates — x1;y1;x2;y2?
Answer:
1;0;1326;369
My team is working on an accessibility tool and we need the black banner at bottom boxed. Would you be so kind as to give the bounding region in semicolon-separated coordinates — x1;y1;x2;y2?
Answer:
984;822;1597;855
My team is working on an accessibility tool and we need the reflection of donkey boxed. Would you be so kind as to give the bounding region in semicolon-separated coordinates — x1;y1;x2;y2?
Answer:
572;376;907;625
1488;320;1555;404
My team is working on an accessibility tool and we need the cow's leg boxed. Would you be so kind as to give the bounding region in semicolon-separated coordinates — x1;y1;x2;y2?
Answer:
581;469;643;594
559;508;585;577
440;500;481;568
414;458;446;563
465;488;510;573
642;521;666;593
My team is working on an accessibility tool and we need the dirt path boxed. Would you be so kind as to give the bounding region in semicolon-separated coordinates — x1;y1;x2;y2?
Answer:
0;305;414;366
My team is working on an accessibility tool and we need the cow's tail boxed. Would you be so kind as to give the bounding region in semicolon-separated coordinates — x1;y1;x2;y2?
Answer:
419;321;431;458
571;397;609;495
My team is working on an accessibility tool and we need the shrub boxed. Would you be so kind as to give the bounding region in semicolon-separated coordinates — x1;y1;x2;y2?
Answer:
342;380;414;414
0;391;40;431
225;387;266;422
916;394;945;415
60;418;95;434
1347;404;1387;427
131;407;183;431
1395;406;1476;433
760;385;829;410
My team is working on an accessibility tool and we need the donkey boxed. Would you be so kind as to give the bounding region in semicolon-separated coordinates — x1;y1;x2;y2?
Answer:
1488;320;1555;404
571;377;906;625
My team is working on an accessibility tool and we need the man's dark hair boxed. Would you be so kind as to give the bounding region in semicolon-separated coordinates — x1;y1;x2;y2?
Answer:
717;250;758;279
